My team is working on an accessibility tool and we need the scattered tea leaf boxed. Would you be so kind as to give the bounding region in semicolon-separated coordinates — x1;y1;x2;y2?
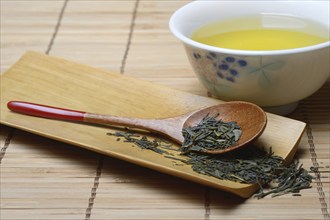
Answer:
106;115;312;199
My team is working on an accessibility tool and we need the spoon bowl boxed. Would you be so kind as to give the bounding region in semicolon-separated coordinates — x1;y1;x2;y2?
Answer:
7;101;267;154
182;102;267;154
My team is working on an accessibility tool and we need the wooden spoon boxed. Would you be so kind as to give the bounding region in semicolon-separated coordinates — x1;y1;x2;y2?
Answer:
7;101;267;154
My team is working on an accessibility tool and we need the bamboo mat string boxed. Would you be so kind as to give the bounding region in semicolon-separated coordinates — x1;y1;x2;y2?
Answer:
45;0;68;55
0;128;15;164
85;156;104;220
301;106;330;220
204;187;211;220
120;0;140;74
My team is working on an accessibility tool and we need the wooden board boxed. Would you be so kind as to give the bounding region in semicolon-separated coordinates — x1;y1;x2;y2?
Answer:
0;51;306;198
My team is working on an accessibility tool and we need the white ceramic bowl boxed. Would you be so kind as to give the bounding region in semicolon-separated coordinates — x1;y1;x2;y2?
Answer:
169;0;329;115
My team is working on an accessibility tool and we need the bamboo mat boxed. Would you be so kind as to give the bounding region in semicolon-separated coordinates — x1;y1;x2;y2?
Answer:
0;1;329;220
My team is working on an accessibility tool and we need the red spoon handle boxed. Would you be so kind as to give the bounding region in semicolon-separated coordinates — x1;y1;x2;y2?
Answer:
7;101;185;144
7;101;85;122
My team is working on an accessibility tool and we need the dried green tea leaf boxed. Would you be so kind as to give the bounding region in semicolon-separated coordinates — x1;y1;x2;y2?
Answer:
106;120;312;199
181;114;242;153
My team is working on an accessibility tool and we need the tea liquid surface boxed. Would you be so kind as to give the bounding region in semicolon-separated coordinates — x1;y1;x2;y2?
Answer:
191;15;329;50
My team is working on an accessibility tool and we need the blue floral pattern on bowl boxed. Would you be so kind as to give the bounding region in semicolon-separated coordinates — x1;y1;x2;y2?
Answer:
189;49;285;87
193;52;249;83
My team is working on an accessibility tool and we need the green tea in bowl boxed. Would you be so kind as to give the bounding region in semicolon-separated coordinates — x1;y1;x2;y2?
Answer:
191;15;329;50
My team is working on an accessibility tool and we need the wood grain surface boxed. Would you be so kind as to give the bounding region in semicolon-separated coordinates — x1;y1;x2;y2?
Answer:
0;51;305;198
1;1;329;220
